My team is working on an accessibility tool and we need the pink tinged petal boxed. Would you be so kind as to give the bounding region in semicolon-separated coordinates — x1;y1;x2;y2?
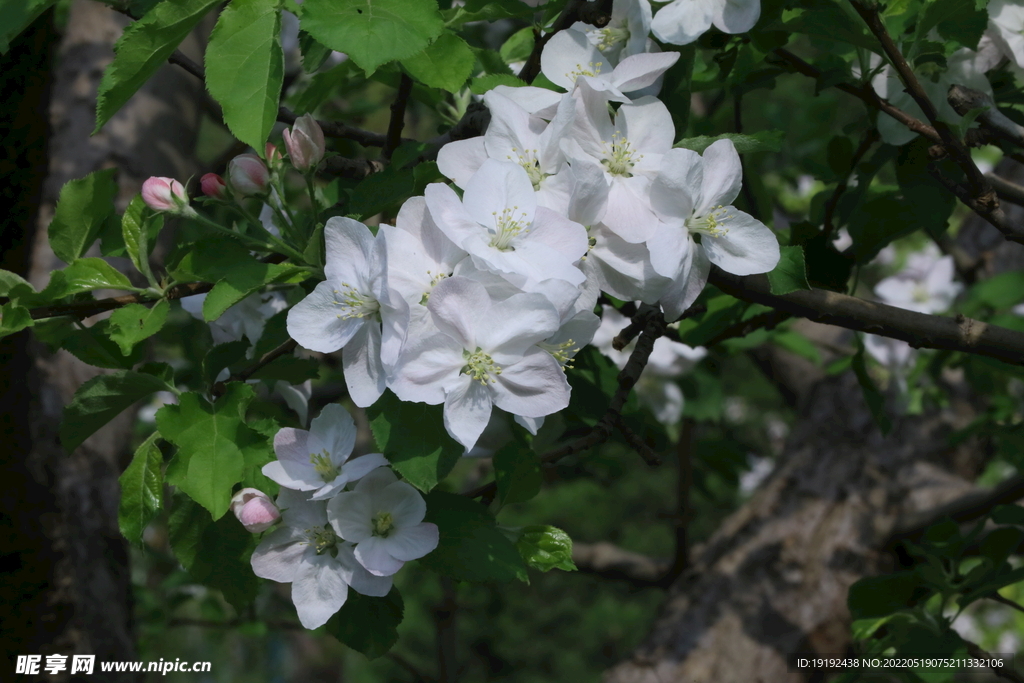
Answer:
541;28;606;91
700;209;780;275
618;96;675;153
384;523;439;561
323;216;374;284
443;376;494;451
696;139;744;215
342;323;386;408
287;280;366;353
610;51;681;94
354;536;406;576
602;180;658;243
427;276;490;349
336;544;394;596
714;0;761;35
478;293;561;357
236;496;281;532
307;403;356;467
650;148;702;220
377;481;428;527
292;552;349;629
340;452;389;485
651;0;716;45
463;159;537;228
436;137;488;189
658;243;711;320
327;491;374;542
251;527;306;582
491;348;571;418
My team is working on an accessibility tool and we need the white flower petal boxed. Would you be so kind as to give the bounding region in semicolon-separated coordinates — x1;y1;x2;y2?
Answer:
650;148;701;221
377;481;427;527
700;209;779;275
337;544;394;596
602;180;658;243
443;376;494;451
251;527;306;582
463;159;537;229
306;403;356;467
490;348;571;418
541;28;606;91
714;0;761;35
341;453;389;486
327;491;374;542
436;137;488;189
323;217;374;285
292;551;349;629
651;0;716;45
354;535;406;577
610;51;680;93
384;523;439;561
287;281;365;353
342;323;386;408
696;139;743;215
658;243;711;320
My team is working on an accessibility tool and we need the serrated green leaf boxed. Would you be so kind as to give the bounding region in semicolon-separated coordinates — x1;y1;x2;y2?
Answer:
400;30;473;92
674;130;785;155
325;588;404;658
420;491;529;583
919;0;988;51
301;0;444;74
0;269;32;297
298;29;332;73
0;0;55;54
767;245;810;295
60;369;173;452
202;340;251;386
494;442;541;506
121;195;161;282
47;169;118;264
108;300;169;355
367;390;461;492
347;165;415;220
157;383;265;519
95;0;221;132
515;525;576;573
0;302;33;339
44;319;146;369
118;431;164;545
499;25;534;64
38;257;136;301
205;0;283;151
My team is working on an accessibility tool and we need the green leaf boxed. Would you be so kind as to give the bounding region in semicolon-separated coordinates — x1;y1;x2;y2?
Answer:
60;369;173;452
991;505;1024;526
674;130;784;155
515;525;576;573
400;30;473;93
420;491;529;583
346;166;415;220
367;390;461;492
325;588;404;658
781;3;876;51
848;572;923;619
846;194;920;264
39;257;135;300
168;494;259;610
0;303;33;339
771;329;822;364
108;300;170;356
469;73;525;94
0;269;32;297
121;195;161;281
493;442;541;506
205;0;284;151
202;340;251;387
499;25;534;64
95;0;221;132
300;0;445;74
43;319;147;369
245;355;320;384
157;383;266;519
767;245;810;295
919;0;988;51
0;0;56;54
852;341;893;436
298;30;332;73
47;169;118;264
118;431;164;546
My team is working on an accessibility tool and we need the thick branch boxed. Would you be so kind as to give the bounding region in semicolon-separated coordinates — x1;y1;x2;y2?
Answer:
986;173;1024;209
709;269;1024;366
928;167;1024;244
28;281;212;320
888;473;1024;543
948;85;1024;149
572;542;669;586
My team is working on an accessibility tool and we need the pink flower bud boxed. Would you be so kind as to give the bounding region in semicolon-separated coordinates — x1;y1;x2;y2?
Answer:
283;114;326;172
265;142;283;166
141;176;189;213
228;153;270;196
230;488;280;533
200;173;228;199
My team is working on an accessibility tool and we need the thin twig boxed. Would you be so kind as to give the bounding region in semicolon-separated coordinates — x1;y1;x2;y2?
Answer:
383;74;413;160
224;338;299;387
927;166;1024;245
701;309;792;347
986;173;1024;209
823;129;879;240
28;281;212;320
988;593;1024;616
609;413;660;466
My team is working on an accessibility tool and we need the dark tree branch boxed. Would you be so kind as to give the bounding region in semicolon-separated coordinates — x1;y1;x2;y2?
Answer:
988;593;1024;616
888;474;1024;543
927;166;1024;245
986;173;1024;209
420;102;491;164
383;74;413;161
321;155;386;180
709;269;1024;366
28;281;212;320
948;85;1024;149
609;413;661;466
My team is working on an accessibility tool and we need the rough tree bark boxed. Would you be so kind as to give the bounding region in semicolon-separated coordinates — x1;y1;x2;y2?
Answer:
2;3;206;680
604;163;1024;683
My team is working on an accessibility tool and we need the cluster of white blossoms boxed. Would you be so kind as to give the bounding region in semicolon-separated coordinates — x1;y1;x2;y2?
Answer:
286;2;780;452
251;404;439;629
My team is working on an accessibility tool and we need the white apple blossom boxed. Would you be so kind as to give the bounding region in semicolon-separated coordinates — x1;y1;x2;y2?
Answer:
540;27;679;102
181;290;287;349
251;488;392;630
988;0;1024;71
389;277;571;450
873;246;962;315
327;468;439;577
646;140;780;319
287;217;402;407
561;80;674;243
425;159;589;289
651;0;761;46
572;0;654;64
263;403;387;501
863;333;915;374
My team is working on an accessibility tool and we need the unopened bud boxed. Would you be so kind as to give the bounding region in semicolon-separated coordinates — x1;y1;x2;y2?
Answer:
141;177;192;215
228;153;270;197
200;173;229;199
283;114;326;172
265;142;283;167
230;488;281;533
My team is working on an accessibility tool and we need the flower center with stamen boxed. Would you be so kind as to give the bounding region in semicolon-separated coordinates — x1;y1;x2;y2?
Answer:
309;449;340;482
371;512;394;538
601;133;640;177
567;61;603;82
507;147;548;190
595;25;629;53
332;283;380;320
489;207;530;252
685;205;731;238
419;270;450;305
461;347;502;385
912;283;930;304
538;338;578;370
304;525;338;555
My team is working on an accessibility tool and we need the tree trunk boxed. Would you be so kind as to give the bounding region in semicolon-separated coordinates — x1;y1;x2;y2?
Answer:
2;2;206;680
605;164;1024;683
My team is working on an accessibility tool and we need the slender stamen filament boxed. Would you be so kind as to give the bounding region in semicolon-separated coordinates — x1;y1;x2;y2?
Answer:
309;449;340;482
419;270;450;305
332;282;380;320
596;26;629;52
685;205;731;238
538;338;579;370
304;525;338;555
567;61;604;81
371;511;394;538
601;132;641;177
507;147;548;190
461;347;502;385
489;207;530;252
